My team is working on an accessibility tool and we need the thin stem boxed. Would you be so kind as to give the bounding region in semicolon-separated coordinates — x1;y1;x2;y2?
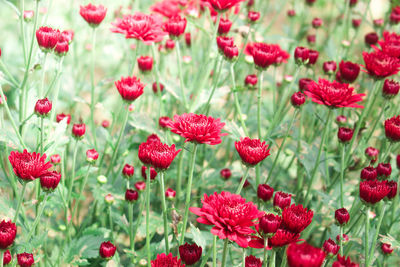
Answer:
235;168;250;195
364;206;370;266
132;195;145;259
108;205;114;241
20;0;27;64
242;249;246;267
221;238;229;267
304;109;333;206
129;40;139;75
339;226;344;255
230;64;249;136
40;118;44;155
26;195;48;241
105;104;129;177
175;150;184;207
90;28;98;150
0;249;3;267
128;203;134;253
66;140;79;205
39;53;48;98
266;109;298;183
0;60;19;87
13;182;27;222
175;40;188;110
235;24;252;68
179;143;198;245
213;236;217;267
146;166;152;267
340;144;345;208
204;56;223;115
270;250;276;267
70;165;91;228
151;43;164;117
382;142;393;162
367;205;387;266
159;172;170;253
296;108;304;193
257;71;264;138
263;244;268;267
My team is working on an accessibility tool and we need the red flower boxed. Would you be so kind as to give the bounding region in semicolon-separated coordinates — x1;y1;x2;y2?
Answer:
179;242;202;265
323;61;337;74
381;243;394;255
115;76;145;102
111;13;167;44
159;116;172;129
267;228;299;247
152;253;185;267
138;139;181;171
282;204;313;233
216;36;234;52
387;181;397;199
34;98;52;117
335;208;350;225
384;115;400;141
298;78;313;92
245;74;258;88
294;46;309;64
223;44;239;61
36;26;60;52
61;30;74;44
167;113;227;145
137;56;153;73
337;127;354;143
99;241;116;259
135;181;146;191
50;154;61;164
9;150;52;181
365;32;379;46
151;0;182;18
245;255;262;267
287;242;325;267
164;15;187;37
291;92;306;107
360;166;377;180
56;113;71;124
17;252;34;267
323;238;340;256
338;61;360;83
382;79;400;98
125;189;139;202
205;0;245;12
141;166;158;180
190;191;263;248
379;32;400;59
218;18;232;35
0;220;17;249
259;213;281;234
365;147;379;162
235;137;270;166
248;11;260;23
86;149;99;163
359;180;391;204
332;255;359;267
165;188;176;199
122;164;134;178
152;82;165;94
362;51;400;79
273;191;291;210
72;123;86;139
377;163;392;178
304;78;365;108
3;250;11;265
40;171;61;192
390;7;400;24
54;35;69;56
257;184;274;202
250;43;280;69
220;168;232;179
79;4;107;27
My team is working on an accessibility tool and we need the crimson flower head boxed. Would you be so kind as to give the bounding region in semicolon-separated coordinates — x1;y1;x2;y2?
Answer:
377;163;392;178
86;149;99;163
3;250;11;265
312;18;323;28
9;150;52;181
362;51;400;79
359;180;391;204
390;6;400;24
122;164;134;178
382;79;400;98
323;61;337;74
332;255;359;267
305;78;365;108
165;188;176;200
17;252;34;267
50;154;61;165
150;0;181;19
115;76;145;102
381;243;394;255
245;74;258;89
152;82;164;94
40;171;61;192
165;38;176;51
135;181;146;191
365;32;379;46
294;46;309;64
167;113;227;145
205;0;245;12
79;4;107;27
379;31;400;58
257;184;274;202
384;115;400;142
190;191;263;248
282;204;313;233
223;44;239;61
259;213;281;234
250;43;280;70
291;92;306;108
248;11;260;23
360;166;377;180
387;181;397;199
138;139;181;171
141;166;157;180
216;36;234;52
0;220;17;249
245;255;262;267
287;242;325;267
335;208;350;225
36;26;60;52
137;56;153;73
218;18;232;35
61;30;74;44
111;13;167;44
159;116;172;129
267;228;299;248
299;78;313;92
54;35;69;57
235;137;270;167
179;242;202;265
220;168;231;179
56;113;71;124
338;61;360;83
164;15;187;38
323;238;340;256
273;191;291;210
365;146;379;162
72;123;86;139
99;241;116;260
34;98;52;117
125;189;139;202
338;127;354;143
151;253;184;267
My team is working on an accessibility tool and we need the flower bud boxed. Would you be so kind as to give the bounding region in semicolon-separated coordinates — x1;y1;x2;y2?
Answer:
336;234;349;244
312;18;323;28
377;163;391;178
152;82;164;94
257;184;274;202
323;238;339;256
259;213;281;234
365;147;379;162
335;208;350;225
50;154;61;165
40;171;61;192
338;127;354;143
34;98;52;117
323;61;337;74
291;91;305;108
72;123;86;139
248;11;260;23
382;79;400;98
335;115;347;125
104;193;115;205
17;252;34;267
273;191;291;210
381;243;393;255
220;168;232;180
99;241;116;260
135;181;146;191
86;149;99;163
137;56;153;73
365;32;379;46
179;242;202;265
24;10;34;22
125;189;139;202
218;18;232;35
122;164;134;179
97;175;108;184
387;181;397;199
165;39;175;51
165;188;176;200
245;74;258;89
141;166;157;180
360;167;377;180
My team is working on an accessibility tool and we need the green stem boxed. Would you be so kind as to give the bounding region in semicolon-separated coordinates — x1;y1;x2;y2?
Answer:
40;118;44;155
159;172;170;253
304;109;333;206
339;226;344;255
296;108;304;193
235;24;252;68
151;43;164;117
230;64;249;136
365;104;385;143
108;205;114;241
382;142;393;162
66;140;79;205
39;53;48;98
266;109;298;183
175;149;184;207
0;60;19;87
235;168;250;195
105;104;129;177
128;202;134;253
242;249;246;267
146;166;152;267
364;206;370;266
26;195;48;241
204;56;223;115
367;205;386;266
0;249;3;267
70;165;91;228
340;144;345;208
263;245;268;267
90;28;98;151
20;0;27;63
179;143;198;245
213;236;217;267
13;182;27;222
270;250;276;267
175;40;188;110
221;238;229;267
257;71;264;138
129;40;139;75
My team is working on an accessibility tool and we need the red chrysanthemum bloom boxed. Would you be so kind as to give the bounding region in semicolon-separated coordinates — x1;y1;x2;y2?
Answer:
151;0;182;18
0;220;17;249
159;116;172;129
40;170;61;192
384;115;400;142
135;181;146;191
79;4;107;27
381;243;394;255
141;166;158;180
111;13;167;44
249;43;280;69
99;241;116;260
115;76;145;102
122;164;134;178
167;113;227;145
3;249;11;265
282;204;313;233
332;255;359;267
338;61;360;83
323;238;340;256
268;228;300;248
138;139;181;171
190;191;263;248
151;253;185;267
287;242;325;267
17;252;34;267
362;51;400;79
36;26;60;52
34;98;52;117
257;184;274;202
218;18;232;35
235;137;270;167
125;189;139;202
204;0;245;12
359;180;391;204
164;15;187;38
165;188;176;199
378;32;400;59
72;123;86;139
335;208;350;225
61;30;74;44
304;78;365;108
216;36;234;52
9;150;52;181
377;163;392;178
137;56;153;73
56;113;71;124
54;35;69;57
273;191;292;210
179;242;202;266
245;255;262;267
259;213;281;234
